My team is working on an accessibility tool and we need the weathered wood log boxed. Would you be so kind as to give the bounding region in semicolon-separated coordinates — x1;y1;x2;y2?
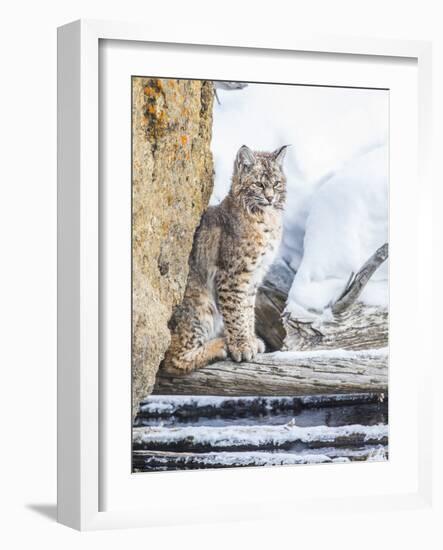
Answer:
255;285;287;351
132;446;388;470
255;258;295;350
154;349;387;396
136;393;386;419
283;302;388;351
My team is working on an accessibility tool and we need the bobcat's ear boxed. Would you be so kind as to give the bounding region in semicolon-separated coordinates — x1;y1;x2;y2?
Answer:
273;145;290;167
236;145;256;171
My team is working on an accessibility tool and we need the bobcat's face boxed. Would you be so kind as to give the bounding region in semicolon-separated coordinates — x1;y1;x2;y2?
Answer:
233;145;288;213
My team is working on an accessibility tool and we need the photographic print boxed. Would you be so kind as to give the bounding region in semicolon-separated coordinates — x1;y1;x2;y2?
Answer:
131;77;388;472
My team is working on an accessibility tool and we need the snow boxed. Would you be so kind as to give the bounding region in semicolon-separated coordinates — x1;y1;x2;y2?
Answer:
135;446;389;469
211;83;388;316
308;444;388;462
134;445;388;470
268;347;388;361
136;450;351;467
285;146;388;316
133;422;388;447
139;391;385;415
139;395;268;414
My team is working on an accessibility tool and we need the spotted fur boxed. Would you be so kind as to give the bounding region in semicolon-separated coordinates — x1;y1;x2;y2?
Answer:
162;145;288;373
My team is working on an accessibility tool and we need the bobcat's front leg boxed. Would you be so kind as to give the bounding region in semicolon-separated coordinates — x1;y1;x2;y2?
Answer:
217;271;262;362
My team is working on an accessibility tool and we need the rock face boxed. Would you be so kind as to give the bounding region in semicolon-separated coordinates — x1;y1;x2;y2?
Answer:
132;77;214;418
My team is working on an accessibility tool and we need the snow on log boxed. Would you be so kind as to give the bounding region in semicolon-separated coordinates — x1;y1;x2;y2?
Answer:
133;422;388;453
332;243;389;314
153;348;388;397
137;393;385;419
132;446;388;470
282;244;389;351
254;254;388;352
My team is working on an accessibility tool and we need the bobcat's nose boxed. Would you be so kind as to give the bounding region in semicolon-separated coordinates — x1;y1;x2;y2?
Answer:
264;191;274;204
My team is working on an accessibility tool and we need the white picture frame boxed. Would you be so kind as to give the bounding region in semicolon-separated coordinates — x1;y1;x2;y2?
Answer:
57;19;434;531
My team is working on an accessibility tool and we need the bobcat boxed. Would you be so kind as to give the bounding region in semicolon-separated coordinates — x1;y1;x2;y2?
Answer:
163;144;288;374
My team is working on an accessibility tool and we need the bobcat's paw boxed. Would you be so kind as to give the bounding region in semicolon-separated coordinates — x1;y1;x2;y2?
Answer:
228;339;259;362
209;337;228;361
162;361;190;376
256;337;266;354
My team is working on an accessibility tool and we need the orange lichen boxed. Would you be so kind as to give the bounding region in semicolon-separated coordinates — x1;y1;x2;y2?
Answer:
143;78;169;144
144;86;157;97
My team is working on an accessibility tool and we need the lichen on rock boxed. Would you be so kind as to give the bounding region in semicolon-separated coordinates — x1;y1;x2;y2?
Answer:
132;77;214;418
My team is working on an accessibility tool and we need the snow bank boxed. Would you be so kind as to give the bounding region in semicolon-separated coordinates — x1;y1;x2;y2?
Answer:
212;83;388;203
285;146;388;317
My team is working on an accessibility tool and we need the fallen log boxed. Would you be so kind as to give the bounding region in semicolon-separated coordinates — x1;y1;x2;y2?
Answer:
254;247;389;352
136;393;386;419
133;422;388;453
283;302;388;352
154;349;388;397
132;446;388;471
255;258;295;351
282;244;389;351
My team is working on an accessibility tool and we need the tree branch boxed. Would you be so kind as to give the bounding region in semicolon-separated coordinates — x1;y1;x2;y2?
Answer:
332;243;389;315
